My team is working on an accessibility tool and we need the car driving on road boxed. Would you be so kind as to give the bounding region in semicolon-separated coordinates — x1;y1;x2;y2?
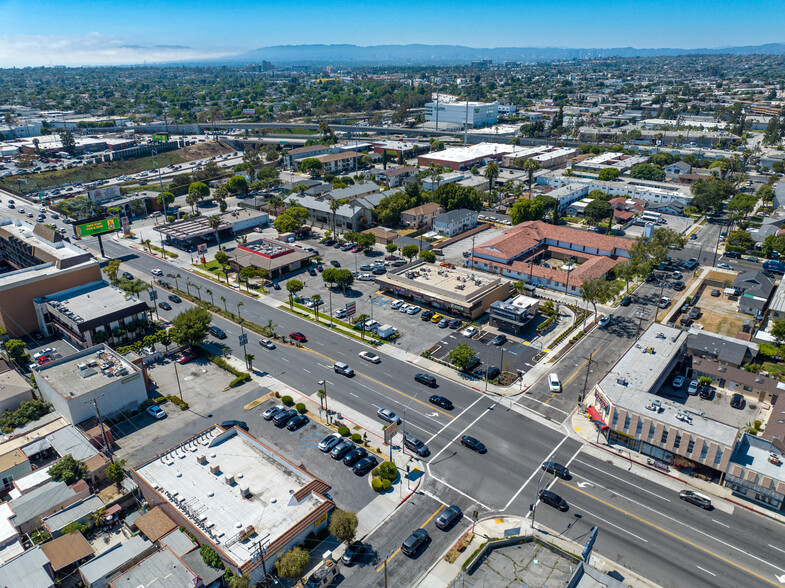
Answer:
377;408;401;424
679;490;712;509
538;489;568;511
460;435;486;453
548;373;561;393
415;373;437;387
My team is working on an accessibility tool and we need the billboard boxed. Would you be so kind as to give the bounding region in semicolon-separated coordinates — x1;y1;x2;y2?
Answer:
88;185;122;203
152;133;169;142
242;109;255;115
75;217;121;238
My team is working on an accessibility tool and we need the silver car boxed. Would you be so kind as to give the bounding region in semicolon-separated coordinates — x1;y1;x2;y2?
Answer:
319;433;342;452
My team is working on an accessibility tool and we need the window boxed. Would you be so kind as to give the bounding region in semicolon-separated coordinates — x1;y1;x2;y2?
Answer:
660;429;669;445
612;412;619;427
687;439;695;454
673;434;681;449
700;443;709;460
714;448;723;466
624;415;631;431
648;424;656;440
636;421;643;436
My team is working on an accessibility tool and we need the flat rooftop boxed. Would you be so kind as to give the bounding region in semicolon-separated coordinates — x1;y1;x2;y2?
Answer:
155;209;267;240
419;142;517;163
0;217;93;266
598;325;738;447
134;426;332;567
378;260;507;304
729;434;785;483
38;280;148;327
37;345;139;399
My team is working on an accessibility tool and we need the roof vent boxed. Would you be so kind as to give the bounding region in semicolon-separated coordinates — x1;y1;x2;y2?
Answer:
209;464;221;475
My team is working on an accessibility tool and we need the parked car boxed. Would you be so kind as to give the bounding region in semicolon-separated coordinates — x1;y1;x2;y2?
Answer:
598;315;610;326
408;305;421;315
673;281;686;291
151;269;163;276
438;318;449;328
687;380;700;395
221;420;248;431
176;351;198;364
435;505;463;530
342;541;366;565
711;289;721;297
377;408;401;424
538;489;568;511
259;338;276;349
391;299;404;310
619;296;631;306
286;415;309;431
401;529;429;557
672;375;685;389
272;409;298;427
730;393;745;409
343;447;368;466
359;350;380;363
421;310;434;321
541;461;570;479
548;373;561;393
699;386;713;400
679;490;712;510
448;318;463;329
430;313;443;324
415;373;437;387
462;326;478;338
460;435;486;453
147;405;166;419
429;395;453;410
262;405;284;421
658;297;671;308
319;433;342;452
353;456;377;476
331;440;355;459
121;272;134;280
492;334;507;346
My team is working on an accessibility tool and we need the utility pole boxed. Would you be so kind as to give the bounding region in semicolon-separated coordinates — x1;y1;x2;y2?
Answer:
173;360;184;402
89;397;114;464
579;350;596;405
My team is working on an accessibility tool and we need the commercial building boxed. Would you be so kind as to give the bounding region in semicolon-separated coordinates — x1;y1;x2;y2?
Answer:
591;325;736;475
488;295;539;335
132;426;335;583
227;238;316;279
289;194;372;233
417;142;516;171
425;96;498;128
375;260;511;319
432;208;478;237
370;140;429;159
35;344;147;425
154;209;268;251
685;330;757;368
315;150;361;174
500;145;578;169
33;281;151;349
470;221;631;294
725;434;785;510
283;145;342;170
570;152;648;172
0;219;101;337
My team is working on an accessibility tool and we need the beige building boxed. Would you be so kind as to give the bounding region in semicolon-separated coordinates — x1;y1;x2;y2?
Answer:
400;202;444;229
590;325;736;475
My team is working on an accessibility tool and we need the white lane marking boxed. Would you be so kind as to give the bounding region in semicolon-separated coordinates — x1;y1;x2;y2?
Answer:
318;363;332;370
572;504;649;542
696;566;716;577
575;459;670;501
350;393;359;398
502;436;572;511
517;393;569;415
426;396;484;446
302;369;311;374
712;519;729;528
280;357;290;362
769;544;785;555
315;341;324;346
383;372;394;378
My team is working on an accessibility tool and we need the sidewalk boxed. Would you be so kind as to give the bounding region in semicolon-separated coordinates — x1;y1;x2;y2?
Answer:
418;515;661;588
571;393;785;525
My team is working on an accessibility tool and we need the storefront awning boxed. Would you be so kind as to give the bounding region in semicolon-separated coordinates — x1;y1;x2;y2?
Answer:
587;406;609;431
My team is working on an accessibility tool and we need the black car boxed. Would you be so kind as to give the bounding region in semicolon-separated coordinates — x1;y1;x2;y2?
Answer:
353;456;377;476
421;310;434;321
286;415;309;431
541;461;570;479
435;505;462;530
330;440;355;460
401;529;429;557
673;280;686;291
372;267;387;275
539;489;569;511
272;409;297;427
121;272;134;280
699;386;713;400
448;319;463;329
429;395;453;410
317;264;324;272
491;334;507;346
343;447;368;466
209;326;227;339
323;239;336;246
415;373;437;387
485;366;501;380
168;294;181;303
221;420;249;432
158;301;172;311
619;296;631;306
330;260;341;267
308;267;317;276
342;541;366;565
461;435;487;453
730;393;745;409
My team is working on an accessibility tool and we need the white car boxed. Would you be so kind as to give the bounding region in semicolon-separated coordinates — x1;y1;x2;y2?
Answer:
147;405;166;419
672;375;685;389
259;338;276;350
359;350;381;363
462;326;478;338
358;273;374;281
407;305;421;315
548;373;561;393
687;379;700;395
319;433;342;452
151;269;163;276
658;297;671;309
390;299;404;310
399;304;411;313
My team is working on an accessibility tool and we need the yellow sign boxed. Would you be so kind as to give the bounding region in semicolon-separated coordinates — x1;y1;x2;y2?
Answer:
314;513;328;528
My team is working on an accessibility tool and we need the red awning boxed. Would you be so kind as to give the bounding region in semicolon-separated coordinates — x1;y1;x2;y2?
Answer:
587;406;609;431
105;504;122;516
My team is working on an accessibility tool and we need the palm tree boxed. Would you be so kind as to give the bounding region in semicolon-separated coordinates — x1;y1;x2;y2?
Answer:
120;279;147;300
311;294;322;321
522;159;541;199
329;198;341;237
193;283;202;301
207;215;222;249
220;295;227;312
185;278;192;296
130;198;146;217
167;273;181;290
263;319;277;337
484;161;500;193
205;288;214;307
142;239;152;254
355;313;370;340
427;163;443;192
244;353;255;371
237;301;244;321
268;195;283;216
317;388;326;411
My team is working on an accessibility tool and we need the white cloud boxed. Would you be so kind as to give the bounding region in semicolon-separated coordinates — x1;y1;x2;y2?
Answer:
0;33;231;67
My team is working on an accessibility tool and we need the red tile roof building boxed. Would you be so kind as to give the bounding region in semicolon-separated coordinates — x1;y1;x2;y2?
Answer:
470;221;632;293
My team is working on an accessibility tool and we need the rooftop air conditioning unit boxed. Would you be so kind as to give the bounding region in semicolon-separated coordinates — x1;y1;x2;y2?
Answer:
209;464;221;475
225;474;235;486
240;486;251;498
77;363;88;371
197;455;207;465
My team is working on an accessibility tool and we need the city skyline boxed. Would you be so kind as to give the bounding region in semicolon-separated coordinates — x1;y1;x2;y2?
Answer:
1;0;781;67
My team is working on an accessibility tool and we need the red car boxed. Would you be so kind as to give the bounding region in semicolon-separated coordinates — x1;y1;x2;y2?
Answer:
352;246;363;253
36;356;52;365
289;332;307;342
385;255;400;261
176;351;198;364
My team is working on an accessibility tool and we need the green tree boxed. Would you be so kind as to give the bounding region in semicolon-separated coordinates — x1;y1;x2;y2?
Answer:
402;244;419;261
448;343;476;370
48;455;88;484
239;266;256;291
484;161;500;192
615;262;638;294
598;168;621;181
534;194;559;224
207;215;222;248
228;575;251;588
157;192;175;207
355;313;370;340
772;319;785;344
725;230;754;252
580;276;612;318
690;177;735;212
106;459;127;488
227;175;249;195
188;181;210;207
170;307;213;348
630;163;666;182
311;294;322;320
275;546;309;580
103;259;122;285
510;198;545;224
522;159;541;198
419;250;436;263
300;157;323;176
57;130;76;155
214;250;229;283
334;269;355;291
329;509;359;543
4;339;27;363
357;233;376;251
273;205;309;233
585;199;613;229
386;243;398;254
286;279;304;309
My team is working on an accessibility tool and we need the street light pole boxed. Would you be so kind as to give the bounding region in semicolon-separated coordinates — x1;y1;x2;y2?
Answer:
328;286;333;329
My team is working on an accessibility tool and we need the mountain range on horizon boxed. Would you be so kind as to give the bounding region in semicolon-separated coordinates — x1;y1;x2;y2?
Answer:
210;42;785;66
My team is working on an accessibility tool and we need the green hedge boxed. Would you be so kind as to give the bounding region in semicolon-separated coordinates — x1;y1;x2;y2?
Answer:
167;395;189;410
371;478;383;492
281;395;294;406
536;314;556;332
229;374;251;387
338;425;350;436
295;403;307;413
351;433;362;443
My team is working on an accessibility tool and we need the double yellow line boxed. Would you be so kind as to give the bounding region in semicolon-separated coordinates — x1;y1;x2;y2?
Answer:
376;505;445;572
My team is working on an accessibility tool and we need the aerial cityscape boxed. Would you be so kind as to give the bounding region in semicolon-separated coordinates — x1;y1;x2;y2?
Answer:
1;4;785;587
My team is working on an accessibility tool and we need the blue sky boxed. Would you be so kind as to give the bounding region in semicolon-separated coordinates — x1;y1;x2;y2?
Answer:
0;0;780;66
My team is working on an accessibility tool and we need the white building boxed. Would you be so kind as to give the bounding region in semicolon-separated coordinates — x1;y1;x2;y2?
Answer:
425;95;498;128
432;209;478;237
35;345;147;425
